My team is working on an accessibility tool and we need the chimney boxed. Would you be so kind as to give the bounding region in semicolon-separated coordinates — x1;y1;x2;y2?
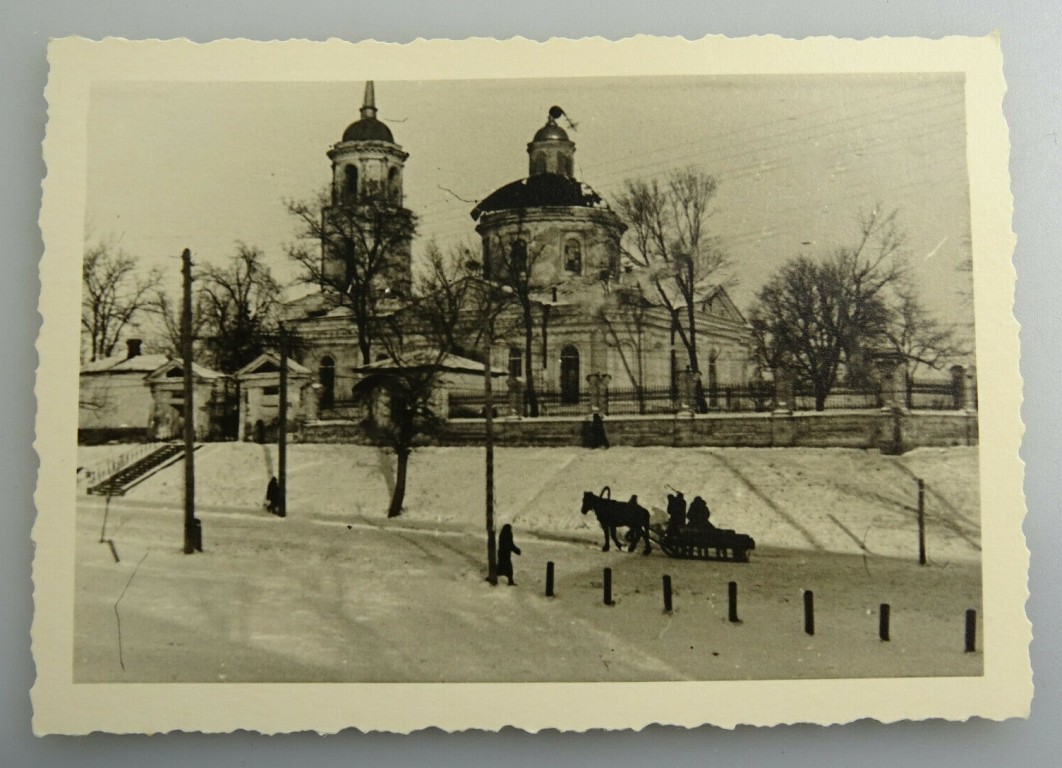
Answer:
126;338;142;359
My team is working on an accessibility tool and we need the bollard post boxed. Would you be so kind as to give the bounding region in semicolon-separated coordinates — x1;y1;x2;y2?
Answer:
804;590;815;636
662;575;673;613
965;609;977;653
603;567;613;606
879;603;891;642
917;478;927;566
545;561;555;598
728;581;739;623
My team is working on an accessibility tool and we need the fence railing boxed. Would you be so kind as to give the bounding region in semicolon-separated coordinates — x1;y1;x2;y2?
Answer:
446;379;967;419
78;442;165;489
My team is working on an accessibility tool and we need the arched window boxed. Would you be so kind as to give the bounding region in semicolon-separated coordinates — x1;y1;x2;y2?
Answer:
563;238;582;274
508;347;523;380
319;356;335;409
558;153;572;177
531;153;547;175
510;239;528;276
388;166;400;201
343;166;358;202
707;350;719;409
560;345;580;404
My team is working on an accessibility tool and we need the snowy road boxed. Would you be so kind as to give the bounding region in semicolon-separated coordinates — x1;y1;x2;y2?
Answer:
74;493;982;683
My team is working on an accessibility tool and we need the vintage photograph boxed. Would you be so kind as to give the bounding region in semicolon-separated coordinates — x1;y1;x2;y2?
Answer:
34;36;1026;732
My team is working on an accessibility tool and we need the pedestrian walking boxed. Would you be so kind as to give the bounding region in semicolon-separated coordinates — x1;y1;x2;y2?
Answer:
497;524;522;586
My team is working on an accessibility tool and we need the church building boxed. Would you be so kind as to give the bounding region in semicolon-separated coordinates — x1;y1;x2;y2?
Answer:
287;84;754;418
471;107;754;414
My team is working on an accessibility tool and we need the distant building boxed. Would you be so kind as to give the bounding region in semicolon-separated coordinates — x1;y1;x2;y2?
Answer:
79;339;168;443
145;358;230;441
471;109;753;412
286;84;754;420
235;352;313;442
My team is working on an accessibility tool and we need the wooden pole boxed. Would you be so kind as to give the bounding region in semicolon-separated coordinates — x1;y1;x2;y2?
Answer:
603;567;613;606
277;324;288;518
545;561;555;597
879;603;891;642
662;575;673;613
803;590;815;635
484;336;497;585
728;581;739;623
917;478;927;565
180;248;197;554
965;609;977;653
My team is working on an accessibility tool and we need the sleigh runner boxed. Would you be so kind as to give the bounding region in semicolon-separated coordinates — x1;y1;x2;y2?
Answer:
648;523;756;563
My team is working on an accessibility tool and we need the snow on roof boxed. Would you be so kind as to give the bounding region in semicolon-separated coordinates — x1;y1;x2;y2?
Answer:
354;352;507;376
80;352;170;375
145;359;228;381
235;352;312;378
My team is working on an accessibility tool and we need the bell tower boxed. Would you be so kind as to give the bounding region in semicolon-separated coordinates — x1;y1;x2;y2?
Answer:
323;81;412;295
527;106;576;177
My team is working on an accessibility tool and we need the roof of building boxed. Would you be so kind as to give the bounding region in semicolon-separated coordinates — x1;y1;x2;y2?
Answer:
353;352;507;376
341;117;395;143
532;121;570;143
470;173;606;220
81;352;170;375
145;359;228;381
340;80;396;144
235;352;312;379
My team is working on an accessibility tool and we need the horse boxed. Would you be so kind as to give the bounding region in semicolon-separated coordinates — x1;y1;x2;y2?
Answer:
580;486;652;555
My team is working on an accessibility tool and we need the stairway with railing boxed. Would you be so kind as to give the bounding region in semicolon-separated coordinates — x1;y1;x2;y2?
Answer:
86;443;187;496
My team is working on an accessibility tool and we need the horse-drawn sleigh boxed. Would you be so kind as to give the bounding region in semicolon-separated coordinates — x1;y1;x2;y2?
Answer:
580;486;755;563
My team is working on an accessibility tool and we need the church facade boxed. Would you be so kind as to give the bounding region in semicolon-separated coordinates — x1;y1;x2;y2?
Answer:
286;84;754;419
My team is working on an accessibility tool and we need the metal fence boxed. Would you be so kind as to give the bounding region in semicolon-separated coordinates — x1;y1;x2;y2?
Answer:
447;378;965;418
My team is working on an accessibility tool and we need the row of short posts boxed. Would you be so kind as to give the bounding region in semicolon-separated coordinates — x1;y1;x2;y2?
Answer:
546;563;978;652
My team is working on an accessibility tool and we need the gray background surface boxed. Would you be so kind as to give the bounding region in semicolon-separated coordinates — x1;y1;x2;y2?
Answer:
2;0;1057;763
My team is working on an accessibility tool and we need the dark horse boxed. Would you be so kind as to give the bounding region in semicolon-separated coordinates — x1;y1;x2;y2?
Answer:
580;486;652;555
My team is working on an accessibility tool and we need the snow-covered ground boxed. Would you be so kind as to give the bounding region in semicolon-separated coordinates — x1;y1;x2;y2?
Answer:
74;444;982;683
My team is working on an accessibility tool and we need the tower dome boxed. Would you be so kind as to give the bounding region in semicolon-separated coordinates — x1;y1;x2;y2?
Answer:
341;81;395;144
527;107;576;178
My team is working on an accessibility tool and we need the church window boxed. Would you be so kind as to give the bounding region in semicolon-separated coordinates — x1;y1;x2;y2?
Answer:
531;153;546;175
319;356;335;409
560;345;580;404
563;238;582;274
558;153;572;177
508;347;523;379
388;166;401;201
343;166;359;202
511;239;528;275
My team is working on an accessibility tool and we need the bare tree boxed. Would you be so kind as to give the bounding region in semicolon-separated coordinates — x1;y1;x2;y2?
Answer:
887;282;965;406
286;182;418;365
81;242;161;362
363;246;509;518
614;168;731;397
750;207;905;411
598;281;654;413
197;244;282;374
483;224;548;416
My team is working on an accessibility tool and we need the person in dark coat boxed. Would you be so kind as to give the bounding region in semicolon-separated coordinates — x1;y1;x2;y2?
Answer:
497;524;522;586
265;476;280;515
686;496;712;529
666;491;687;536
589;412;609;449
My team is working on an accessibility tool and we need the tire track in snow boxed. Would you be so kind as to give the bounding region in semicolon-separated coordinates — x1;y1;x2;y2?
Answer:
703;451;824;551
511;449;581;526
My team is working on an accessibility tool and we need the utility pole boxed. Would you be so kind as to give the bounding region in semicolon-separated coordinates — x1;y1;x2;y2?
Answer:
180;248;198;554
277;323;288;517
484;332;498;585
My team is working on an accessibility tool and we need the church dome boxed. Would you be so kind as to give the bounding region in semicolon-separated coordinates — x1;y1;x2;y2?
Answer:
532;121;569;143
340;81;395;144
470;173;604;220
342;117;394;143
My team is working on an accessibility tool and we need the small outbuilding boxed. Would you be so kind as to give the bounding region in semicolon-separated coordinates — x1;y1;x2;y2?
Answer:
79;339;169;443
235;352;313;442
145;359;231;441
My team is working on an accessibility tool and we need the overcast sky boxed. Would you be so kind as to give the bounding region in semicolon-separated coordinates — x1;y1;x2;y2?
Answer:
85;74;973;327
